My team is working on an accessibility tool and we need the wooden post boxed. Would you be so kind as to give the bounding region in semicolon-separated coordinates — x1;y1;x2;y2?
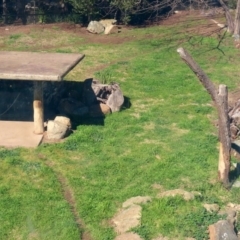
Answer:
218;85;231;187
234;0;240;37
177;47;231;187
219;0;235;34
33;82;44;134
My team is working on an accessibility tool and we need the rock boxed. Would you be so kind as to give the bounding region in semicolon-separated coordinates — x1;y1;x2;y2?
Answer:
208;220;238;240
112;204;142;234
87;21;105;34
115;232;143;240
106;87;124;112
122;196;152;208
104;25;120;35
89;103;111;117
219;208;237;226
54;116;71;129
99;19;117;27
157;189;196;201
83;79;124;112
47;120;70;140
227;203;240;211
203;204;220;213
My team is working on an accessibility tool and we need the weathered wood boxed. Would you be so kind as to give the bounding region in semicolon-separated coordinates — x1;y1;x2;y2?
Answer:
177;48;218;102
234;0;240;37
177;47;231;187
219;0;235;34
218;85;231;187
33;82;44;134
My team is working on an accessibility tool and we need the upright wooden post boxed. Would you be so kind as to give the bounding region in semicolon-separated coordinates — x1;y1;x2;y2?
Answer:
218;85;231;187
33;82;44;134
177;48;231;187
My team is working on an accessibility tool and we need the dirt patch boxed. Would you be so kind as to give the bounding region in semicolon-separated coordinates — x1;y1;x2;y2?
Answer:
0;22;134;45
0;10;224;47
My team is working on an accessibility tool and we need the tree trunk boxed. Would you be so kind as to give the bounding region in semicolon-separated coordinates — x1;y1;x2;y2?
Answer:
234;0;240;38
177;47;231;187
219;0;235;34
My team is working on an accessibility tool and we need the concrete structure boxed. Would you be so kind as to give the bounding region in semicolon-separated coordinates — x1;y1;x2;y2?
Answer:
0;51;85;147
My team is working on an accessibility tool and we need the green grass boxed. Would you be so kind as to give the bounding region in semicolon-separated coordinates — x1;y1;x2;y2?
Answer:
1;13;240;240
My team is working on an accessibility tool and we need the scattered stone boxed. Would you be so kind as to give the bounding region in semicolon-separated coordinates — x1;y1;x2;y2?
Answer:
157;189;196;201
208;220;238;240
112;204;142;234
87;21;105;34
122;196;152;208
47;119;70;140
203;204;220;213
115;232;143;240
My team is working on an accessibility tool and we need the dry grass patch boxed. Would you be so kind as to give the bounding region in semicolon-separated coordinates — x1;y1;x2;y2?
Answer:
170;123;189;136
143;122;156;130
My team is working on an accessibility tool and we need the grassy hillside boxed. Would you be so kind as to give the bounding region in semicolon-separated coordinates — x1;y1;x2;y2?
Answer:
1;12;240;240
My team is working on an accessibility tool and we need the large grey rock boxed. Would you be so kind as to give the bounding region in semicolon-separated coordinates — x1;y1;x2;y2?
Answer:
47;119;70;140
83;79;124;112
87;21;105;34
106;87;124;112
208;220;238;240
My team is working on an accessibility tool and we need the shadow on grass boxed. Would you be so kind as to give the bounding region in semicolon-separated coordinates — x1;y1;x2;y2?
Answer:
0;79;131;127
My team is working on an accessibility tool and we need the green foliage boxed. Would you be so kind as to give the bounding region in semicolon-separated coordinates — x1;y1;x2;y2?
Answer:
66;0;98;22
178;208;224;240
95;70;113;84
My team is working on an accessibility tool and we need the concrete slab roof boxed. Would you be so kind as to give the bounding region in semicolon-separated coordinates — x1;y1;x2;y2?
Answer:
0;51;85;81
